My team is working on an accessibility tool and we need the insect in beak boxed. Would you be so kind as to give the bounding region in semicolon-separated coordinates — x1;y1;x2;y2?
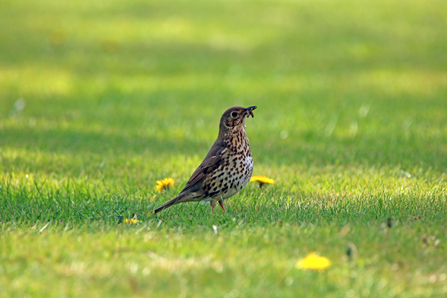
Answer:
244;106;257;118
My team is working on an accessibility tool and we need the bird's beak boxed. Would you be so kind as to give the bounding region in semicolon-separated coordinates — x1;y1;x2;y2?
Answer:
244;106;257;118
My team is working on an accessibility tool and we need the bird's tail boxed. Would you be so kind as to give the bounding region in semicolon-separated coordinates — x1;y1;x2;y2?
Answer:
151;193;186;214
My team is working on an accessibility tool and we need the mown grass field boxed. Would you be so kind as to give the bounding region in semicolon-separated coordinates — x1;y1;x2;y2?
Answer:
1;0;447;297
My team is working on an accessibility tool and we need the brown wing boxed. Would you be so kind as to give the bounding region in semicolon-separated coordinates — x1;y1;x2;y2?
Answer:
182;138;226;190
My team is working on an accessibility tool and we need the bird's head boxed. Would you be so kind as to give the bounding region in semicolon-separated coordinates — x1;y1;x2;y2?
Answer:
219;106;256;134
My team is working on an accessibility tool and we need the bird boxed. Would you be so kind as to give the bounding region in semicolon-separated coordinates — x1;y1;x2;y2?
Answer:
152;106;257;214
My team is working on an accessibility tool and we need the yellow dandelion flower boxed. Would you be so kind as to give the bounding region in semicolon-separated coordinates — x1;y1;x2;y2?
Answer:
250;175;275;187
296;252;331;270
123;218;139;224
155;178;174;192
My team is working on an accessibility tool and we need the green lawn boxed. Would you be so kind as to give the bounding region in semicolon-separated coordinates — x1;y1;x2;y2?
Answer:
1;0;447;297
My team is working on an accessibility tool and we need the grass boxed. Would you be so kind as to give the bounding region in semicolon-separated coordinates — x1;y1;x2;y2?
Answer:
1;0;447;297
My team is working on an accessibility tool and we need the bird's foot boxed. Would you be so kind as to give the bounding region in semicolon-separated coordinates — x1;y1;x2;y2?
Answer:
218;200;226;213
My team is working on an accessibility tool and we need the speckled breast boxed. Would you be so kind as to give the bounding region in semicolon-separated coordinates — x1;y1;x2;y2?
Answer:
204;130;253;201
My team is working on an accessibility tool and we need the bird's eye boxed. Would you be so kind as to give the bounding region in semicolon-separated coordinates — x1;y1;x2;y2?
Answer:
231;112;238;117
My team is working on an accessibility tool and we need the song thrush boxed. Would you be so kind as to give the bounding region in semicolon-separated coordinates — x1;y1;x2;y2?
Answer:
152;106;257;214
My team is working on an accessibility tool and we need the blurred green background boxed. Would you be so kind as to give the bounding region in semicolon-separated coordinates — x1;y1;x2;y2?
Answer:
2;0;446;180
1;0;447;297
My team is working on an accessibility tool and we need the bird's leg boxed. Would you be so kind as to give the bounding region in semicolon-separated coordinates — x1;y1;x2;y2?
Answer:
210;200;217;214
218;200;226;213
